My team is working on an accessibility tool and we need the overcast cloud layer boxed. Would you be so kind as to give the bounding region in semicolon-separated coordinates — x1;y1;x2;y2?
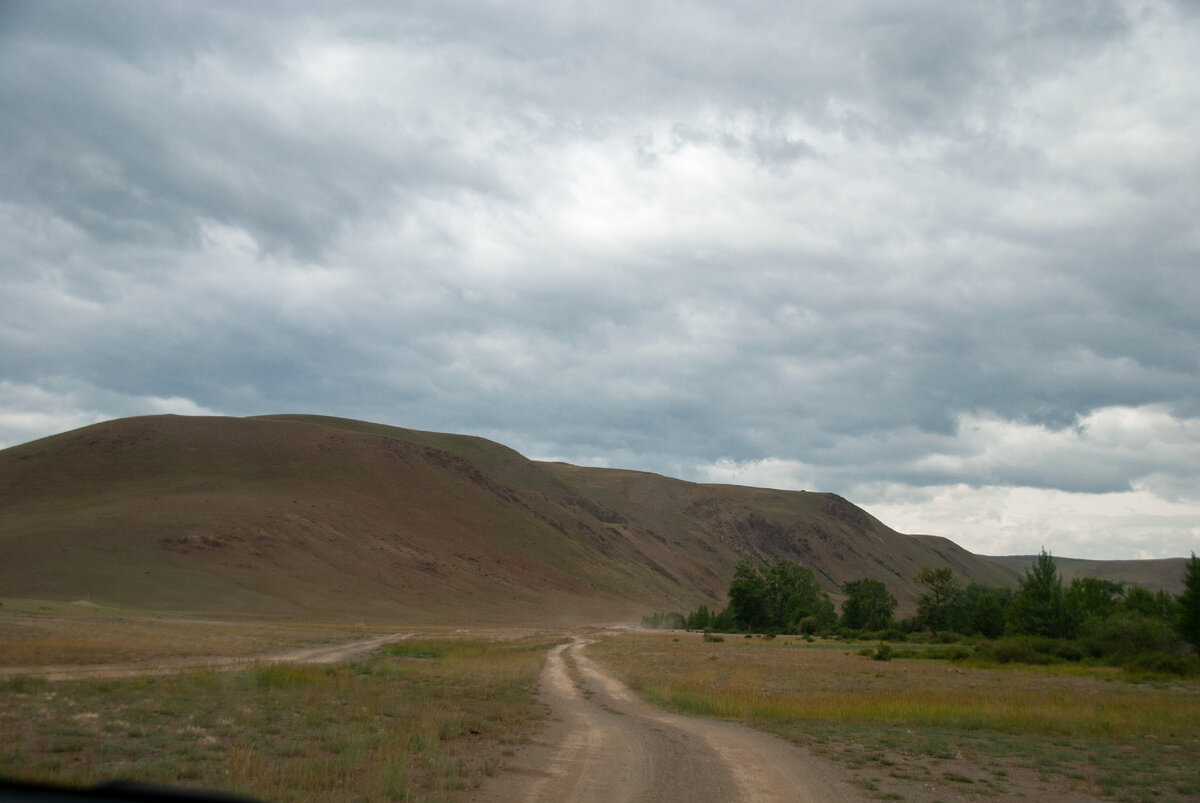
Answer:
2;1;1198;560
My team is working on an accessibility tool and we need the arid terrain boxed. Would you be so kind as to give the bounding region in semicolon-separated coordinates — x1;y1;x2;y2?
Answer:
469;636;860;802
3;414;1195;801
7;606;1195;802
0;415;1184;627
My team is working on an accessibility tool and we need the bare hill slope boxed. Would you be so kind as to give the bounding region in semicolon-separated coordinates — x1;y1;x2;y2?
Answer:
0;415;1179;623
981;555;1189;595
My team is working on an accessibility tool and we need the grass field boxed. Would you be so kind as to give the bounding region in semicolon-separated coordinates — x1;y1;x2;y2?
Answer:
0;599;389;667
7;604;1200;802
587;631;1200;802
1;630;557;802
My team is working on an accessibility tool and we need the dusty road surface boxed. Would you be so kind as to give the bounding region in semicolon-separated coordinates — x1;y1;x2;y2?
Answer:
0;632;410;681
472;637;860;803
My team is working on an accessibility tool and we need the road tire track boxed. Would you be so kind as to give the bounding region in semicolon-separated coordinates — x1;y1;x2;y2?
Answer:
0;632;411;681
474;637;860;802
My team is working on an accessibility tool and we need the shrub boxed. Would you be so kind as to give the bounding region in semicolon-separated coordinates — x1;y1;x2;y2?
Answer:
873;643;892;661
702;633;725;643
1122;652;1200;679
890;647;971;661
856;629;905;642
1082;614;1181;662
981;637;1053;665
1054;642;1085;662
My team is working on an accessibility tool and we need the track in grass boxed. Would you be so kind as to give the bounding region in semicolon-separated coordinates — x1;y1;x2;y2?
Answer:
472;637;859;803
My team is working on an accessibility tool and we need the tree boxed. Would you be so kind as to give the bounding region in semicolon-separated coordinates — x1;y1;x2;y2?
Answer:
728;559;769;631
711;559;838;634
709;605;737;633
841;578;897;631
1006;549;1080;638
915;566;962;637
685;604;711;630
1065;577;1124;623
951;583;1011;638
1177;552;1200;654
806;594;839;634
641;612;684;629
764;560;826;630
1122;586;1177;622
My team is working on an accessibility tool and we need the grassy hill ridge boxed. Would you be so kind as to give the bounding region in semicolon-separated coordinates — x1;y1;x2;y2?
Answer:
0;415;1183;623
981;554;1189;595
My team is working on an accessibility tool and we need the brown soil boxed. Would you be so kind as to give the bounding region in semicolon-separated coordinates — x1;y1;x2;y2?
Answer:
0;632;410;682
469;636;861;802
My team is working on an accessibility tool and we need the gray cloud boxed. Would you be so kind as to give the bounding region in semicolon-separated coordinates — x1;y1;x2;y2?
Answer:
2;0;1198;558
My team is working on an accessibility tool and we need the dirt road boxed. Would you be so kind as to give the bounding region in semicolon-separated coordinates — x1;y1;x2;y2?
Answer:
0;632;410;681
473;637;860;803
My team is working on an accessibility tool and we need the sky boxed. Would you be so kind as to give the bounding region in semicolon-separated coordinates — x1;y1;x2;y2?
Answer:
2;1;1198;561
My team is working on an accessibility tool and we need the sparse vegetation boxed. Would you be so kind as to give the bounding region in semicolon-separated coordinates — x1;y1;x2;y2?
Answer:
588;630;1200;801
7;417;1198;799
0;600;367;667
0;636;555;801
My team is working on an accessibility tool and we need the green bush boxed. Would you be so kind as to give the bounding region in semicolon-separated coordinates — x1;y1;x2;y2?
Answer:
891;646;971;661
981;637;1053;665
1081;614;1181;662
1054;642;1085;662
873;643;892;661
1121;652;1200;679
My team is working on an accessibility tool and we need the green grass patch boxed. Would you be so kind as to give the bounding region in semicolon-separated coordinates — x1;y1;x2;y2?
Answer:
0;676;47;693
383;643;441;660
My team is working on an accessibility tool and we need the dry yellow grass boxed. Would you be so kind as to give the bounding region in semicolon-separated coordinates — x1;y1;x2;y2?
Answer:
588;631;1200;800
0;599;370;666
1;636;557;802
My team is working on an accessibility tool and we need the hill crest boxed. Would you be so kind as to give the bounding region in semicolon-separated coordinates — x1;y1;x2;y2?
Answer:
0;415;1182;622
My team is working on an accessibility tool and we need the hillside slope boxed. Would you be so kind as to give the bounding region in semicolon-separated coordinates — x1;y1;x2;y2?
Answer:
982;555;1189;595
0;414;1168;623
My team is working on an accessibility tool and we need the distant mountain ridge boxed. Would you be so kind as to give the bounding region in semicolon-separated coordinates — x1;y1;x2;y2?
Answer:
0;415;1184;623
981;555;1188;596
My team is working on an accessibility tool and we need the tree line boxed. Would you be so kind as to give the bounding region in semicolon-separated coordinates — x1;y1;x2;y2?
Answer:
643;551;1200;670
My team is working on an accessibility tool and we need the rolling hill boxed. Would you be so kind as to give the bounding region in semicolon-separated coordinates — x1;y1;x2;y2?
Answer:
0;415;1183;624
981;555;1190;596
